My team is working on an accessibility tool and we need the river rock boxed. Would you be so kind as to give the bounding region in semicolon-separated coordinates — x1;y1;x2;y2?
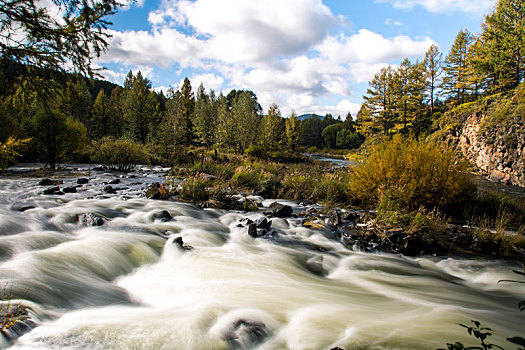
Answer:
78;213;104;226
173;236;193;250
10;202;36;212
268;202;293;218
76;178;89;184
152;210;172;222
62;186;77;193
248;223;258;238
38;178;54;186
225;319;267;350
109;178;120;185
103;185;116;194
305;255;325;276
325;209;342;226
254;217;271;230
42;186;63;195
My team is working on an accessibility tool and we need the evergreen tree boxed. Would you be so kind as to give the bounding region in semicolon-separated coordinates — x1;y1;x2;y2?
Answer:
231;91;260;151
442;29;474;104
480;0;525;90
361;66;396;136
285;111;300;152
261;103;284;149
193;83;216;147
122;71;158;143
171;77;195;146
424;44;442;114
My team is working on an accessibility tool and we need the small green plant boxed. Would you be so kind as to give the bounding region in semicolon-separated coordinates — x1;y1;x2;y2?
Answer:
179;177;209;201
0;283;28;335
441;320;503;350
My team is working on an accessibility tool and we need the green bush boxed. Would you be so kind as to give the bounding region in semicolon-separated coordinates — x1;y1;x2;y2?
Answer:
347;135;474;213
92;137;150;171
231;166;269;190
179;177;209;201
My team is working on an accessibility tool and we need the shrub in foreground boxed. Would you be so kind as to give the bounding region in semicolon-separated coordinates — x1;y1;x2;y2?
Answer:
92;137;150;172
347;135;474;213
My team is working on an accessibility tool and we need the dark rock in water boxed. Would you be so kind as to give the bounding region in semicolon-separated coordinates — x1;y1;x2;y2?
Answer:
152;210;172;222
325;209;342;226
268;202;293;218
91;165;105;171
305;255;325;276
109;178;120;185
240;218;254;226
42;186;63;195
77;178;89;184
173;236;193;250
10;202;36;212
225;319;267;350
146;182;163;199
38;178;54;186
78;213;104;226
62;186;77;193
248;223;258;238
255;217;272;230
103;185;116;194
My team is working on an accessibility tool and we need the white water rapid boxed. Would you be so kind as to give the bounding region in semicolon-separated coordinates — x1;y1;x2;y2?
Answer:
0;167;523;350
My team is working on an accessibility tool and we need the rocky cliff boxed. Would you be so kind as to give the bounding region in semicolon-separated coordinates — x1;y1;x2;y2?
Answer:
455;112;525;187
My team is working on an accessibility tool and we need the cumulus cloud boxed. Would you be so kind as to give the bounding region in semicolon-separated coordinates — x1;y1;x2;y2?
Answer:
376;0;497;14
317;29;434;64
147;0;342;63
99;0;440;116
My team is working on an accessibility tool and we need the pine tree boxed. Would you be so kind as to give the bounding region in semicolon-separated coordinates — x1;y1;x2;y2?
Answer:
424;44;442;114
285;111;300;152
442;29;474;104
361;66;396;136
194;83;216;147
261;103;284;149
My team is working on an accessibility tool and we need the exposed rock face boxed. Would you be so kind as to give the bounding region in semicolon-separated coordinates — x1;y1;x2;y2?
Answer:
456;113;525;187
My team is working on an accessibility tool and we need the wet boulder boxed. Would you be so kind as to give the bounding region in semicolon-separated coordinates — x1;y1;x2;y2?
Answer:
10;202;36;212
172;236;193;250
78;213;104;226
225;319;267;350
109;178;120;185
254;217;272;230
62;186;77;193
324;209;342;226
248;223;258;238
103;185;116;194
42;186;63;195
76;178;89;184
152;210;172;222
268;202;293;218
38;178;54;186
305;255;326;276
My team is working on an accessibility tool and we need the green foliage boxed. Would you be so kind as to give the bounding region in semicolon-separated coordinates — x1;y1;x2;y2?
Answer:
0;137;30;169
347;135;474;213
336;129;363;149
441;320;503;350
91;137;150;171
1;0;121;77
231;166;269;191
179;177;209;201
1;283;29;334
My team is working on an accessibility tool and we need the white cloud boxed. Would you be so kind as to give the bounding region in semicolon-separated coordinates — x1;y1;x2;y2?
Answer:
317;29;434;64
147;0;342;63
188;73;225;92
376;0;496;14
385;18;404;26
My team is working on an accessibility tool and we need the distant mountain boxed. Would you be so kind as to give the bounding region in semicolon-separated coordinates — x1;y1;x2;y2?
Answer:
297;113;324;121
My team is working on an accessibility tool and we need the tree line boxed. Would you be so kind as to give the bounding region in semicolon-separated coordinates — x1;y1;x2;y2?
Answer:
357;0;525;138
0;65;363;167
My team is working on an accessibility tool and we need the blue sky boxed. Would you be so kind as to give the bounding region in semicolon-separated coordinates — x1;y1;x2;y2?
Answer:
97;0;497;117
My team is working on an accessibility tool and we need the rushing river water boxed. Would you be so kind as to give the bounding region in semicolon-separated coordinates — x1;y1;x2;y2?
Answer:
0;167;523;350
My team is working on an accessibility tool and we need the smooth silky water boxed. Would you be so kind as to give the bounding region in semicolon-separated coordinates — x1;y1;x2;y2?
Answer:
0;169;523;349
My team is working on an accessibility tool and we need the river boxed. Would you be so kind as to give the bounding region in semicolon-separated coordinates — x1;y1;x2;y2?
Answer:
0;166;523;349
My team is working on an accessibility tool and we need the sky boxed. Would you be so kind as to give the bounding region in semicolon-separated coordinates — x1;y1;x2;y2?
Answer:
96;0;498;117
